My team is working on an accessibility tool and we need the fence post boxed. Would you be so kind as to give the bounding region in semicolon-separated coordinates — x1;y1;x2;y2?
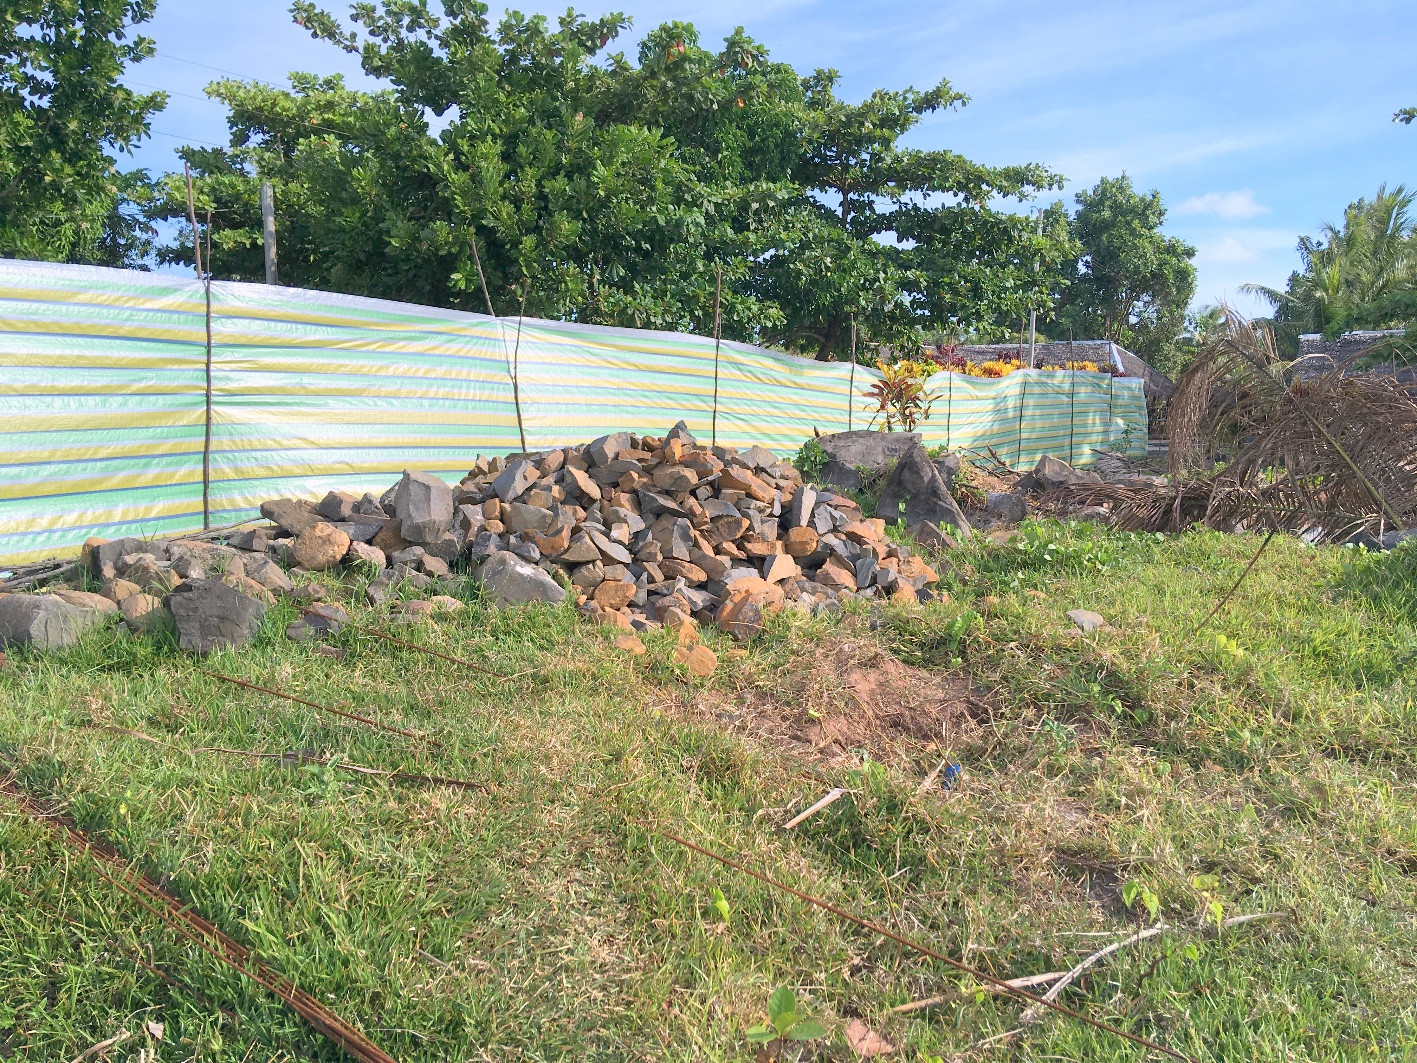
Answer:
847;317;856;431
1015;372;1027;470
711;264;722;446
1068;370;1076;466
510;281;529;453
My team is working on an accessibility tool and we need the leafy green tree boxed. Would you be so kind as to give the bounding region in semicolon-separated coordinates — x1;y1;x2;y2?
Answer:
1055;174;1195;366
154;1;1068;359
1243;184;1417;345
0;0;166;264
1395;107;1416;125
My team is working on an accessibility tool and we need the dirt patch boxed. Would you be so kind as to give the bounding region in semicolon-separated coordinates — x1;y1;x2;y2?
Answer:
684;635;995;767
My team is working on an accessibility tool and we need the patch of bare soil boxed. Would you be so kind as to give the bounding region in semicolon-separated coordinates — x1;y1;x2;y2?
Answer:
686;635;996;767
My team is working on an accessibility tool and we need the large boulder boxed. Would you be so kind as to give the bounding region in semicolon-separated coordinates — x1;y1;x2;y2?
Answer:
814;430;922;491
477;550;567;607
392;471;454;543
165;578;266;654
0;594;104;650
876;444;971;536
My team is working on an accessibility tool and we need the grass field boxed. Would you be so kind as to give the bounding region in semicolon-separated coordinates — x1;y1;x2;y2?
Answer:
1;523;1414;1062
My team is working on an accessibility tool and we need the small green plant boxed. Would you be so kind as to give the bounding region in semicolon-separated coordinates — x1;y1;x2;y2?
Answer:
710;885;731;922
746;987;827;1057
1212;632;1245;660
793;437;829;483
1122;879;1161;921
1190;873;1225;927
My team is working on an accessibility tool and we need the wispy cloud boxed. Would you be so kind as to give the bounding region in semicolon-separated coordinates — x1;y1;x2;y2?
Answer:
1177;189;1270;219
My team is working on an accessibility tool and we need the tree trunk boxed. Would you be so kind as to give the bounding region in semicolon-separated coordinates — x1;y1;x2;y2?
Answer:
816;312;842;360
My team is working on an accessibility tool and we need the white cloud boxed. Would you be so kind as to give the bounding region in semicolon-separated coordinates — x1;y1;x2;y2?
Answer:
1196;235;1260;265
1177;189;1271;219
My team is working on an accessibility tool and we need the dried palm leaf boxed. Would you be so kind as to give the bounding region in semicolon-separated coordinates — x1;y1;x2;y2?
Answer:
1058;312;1417;540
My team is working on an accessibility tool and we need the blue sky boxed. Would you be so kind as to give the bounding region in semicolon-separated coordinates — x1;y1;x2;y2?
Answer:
124;1;1415;315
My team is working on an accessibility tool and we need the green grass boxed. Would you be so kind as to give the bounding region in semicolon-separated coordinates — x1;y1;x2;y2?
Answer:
1;526;1414;1061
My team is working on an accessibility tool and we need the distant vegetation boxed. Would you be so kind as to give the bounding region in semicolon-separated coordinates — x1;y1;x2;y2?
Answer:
1;2;1410;375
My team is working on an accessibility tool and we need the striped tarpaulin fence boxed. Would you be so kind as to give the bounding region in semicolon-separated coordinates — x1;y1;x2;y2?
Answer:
0;260;1146;566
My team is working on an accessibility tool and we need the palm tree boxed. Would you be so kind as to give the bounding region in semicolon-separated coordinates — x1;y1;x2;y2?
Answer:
1243;185;1417;346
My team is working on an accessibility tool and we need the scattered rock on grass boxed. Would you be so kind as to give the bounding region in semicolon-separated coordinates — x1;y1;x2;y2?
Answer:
0;594;103;650
1066;608;1108;633
165;579;265;654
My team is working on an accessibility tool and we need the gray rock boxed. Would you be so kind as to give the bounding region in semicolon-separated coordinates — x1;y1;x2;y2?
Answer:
492;459;539;502
333;519;387;544
227;528;270;553
422;532;463;563
1066;609;1108;633
346;541;386;569
665;420;697;446
588;458;642;485
985;491;1029;523
637;489;686;518
392;471;454;543
354;493;387;517
260;498;322;536
503;502;554;535
467;530;503;560
1381;530;1416;550
787;484;817;529
909;522;959;552
814;430;922;491
876;444;972;536
587;527;633;564
390;546;426;566
89;537;170;575
165;579;266;654
1019;455;1104;493
285;602;350;643
243;555;295;593
317;491;359;522
933;452;962;489
478;550;567;606
587;431;633;467
0;594;104;650
513;541;542;563
739;444;778;471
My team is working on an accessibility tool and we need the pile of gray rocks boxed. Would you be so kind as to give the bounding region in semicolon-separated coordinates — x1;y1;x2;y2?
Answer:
0;423;947;658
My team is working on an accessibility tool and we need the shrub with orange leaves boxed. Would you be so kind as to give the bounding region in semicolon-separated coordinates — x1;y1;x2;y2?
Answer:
1040;360;1103;373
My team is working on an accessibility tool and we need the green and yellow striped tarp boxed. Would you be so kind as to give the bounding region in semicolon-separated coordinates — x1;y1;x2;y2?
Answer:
0;261;1146;566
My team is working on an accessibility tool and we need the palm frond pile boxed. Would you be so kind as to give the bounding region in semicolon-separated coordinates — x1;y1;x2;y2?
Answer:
1062;313;1417;540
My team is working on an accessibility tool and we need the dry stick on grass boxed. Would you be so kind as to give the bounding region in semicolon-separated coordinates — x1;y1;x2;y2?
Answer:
781;787;850;829
69;1029;132;1063
890;971;1070;1014
0;775;399;1063
655;829;1197;1063
1020;912;1291;1024
199;669;443;749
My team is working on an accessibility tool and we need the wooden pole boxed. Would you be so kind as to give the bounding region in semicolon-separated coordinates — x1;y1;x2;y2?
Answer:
260;181;279;285
202;209;214;530
710;264;723;446
469;236;495;317
183;163;202;280
510;280;529;453
847;317;857;431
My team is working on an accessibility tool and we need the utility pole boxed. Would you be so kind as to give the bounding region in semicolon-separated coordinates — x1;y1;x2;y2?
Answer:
1028;209;1042;368
261;181;279;285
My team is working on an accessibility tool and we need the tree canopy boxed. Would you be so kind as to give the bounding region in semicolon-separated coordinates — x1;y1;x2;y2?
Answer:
0;0;166;265
153;1;1070;359
1054;174;1195;367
